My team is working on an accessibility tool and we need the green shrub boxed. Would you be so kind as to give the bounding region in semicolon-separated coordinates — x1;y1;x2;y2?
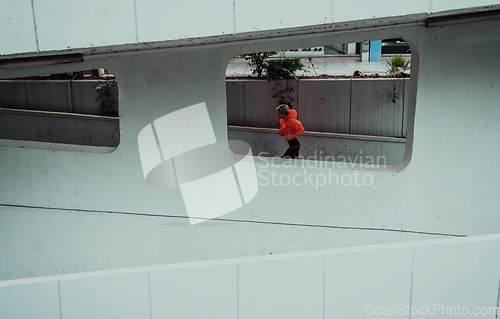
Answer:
386;54;410;75
242;52;277;78
264;58;307;80
386;54;410;103
95;81;118;116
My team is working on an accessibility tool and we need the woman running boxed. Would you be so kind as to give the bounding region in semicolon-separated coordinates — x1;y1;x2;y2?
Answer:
276;104;305;159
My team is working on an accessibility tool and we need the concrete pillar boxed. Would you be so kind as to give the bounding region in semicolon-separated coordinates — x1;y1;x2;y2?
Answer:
361;41;370;62
347;43;356;55
369;40;382;62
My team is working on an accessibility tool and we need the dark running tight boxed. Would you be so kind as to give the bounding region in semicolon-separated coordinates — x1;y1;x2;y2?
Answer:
281;138;300;159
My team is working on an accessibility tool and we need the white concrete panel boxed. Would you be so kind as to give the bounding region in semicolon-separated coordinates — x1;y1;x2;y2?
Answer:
0;281;60;319
234;154;258;203
137;0;233;42
412;239;500;318
34;0;136;51
59;272;150;319
235;0;331;33
324;247;413;318
238;256;324;319
1;236;500;318
180;166;242;225
4;17;500;286
138;124;163;179
0;1;37;55
150;264;237;319
153;102;217;160
430;0;500;12
333;0;429;23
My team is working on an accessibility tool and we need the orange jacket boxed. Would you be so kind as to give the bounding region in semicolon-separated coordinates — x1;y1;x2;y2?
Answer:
278;109;305;141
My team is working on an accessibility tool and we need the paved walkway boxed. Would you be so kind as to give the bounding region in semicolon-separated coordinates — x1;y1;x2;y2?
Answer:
226;54;411;77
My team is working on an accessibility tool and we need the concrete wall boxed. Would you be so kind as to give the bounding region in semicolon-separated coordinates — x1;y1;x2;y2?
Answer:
226;78;408;164
0;80;117;116
1;0;498;56
228;126;406;165
0;108;119;152
1;235;499;319
227;78;409;137
1;6;500;283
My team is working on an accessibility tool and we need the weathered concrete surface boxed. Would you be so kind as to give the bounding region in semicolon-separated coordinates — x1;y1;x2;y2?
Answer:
1;0;497;56
0;8;500;285
298;79;351;134
1;235;498;319
228;126;405;165
0;81;29;109
242;80;298;129
25;81;71;113
0;108;119;151
0;80;116;116
226;81;245;126
227;79;409;137
350;78;405;137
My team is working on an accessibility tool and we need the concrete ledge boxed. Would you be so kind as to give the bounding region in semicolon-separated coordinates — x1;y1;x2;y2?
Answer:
0;79;117;116
1;235;499;319
228;125;405;165
228;125;406;143
0;108;119;152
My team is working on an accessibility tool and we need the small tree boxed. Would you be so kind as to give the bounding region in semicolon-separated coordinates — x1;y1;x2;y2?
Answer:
265;58;307;107
386;54;410;103
243;51;277;78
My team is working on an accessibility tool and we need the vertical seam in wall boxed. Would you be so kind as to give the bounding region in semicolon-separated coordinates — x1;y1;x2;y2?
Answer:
30;0;40;52
134;0;139;43
151;122;180;188
296;80;300;115
24;83;30;110
68;82;73;113
233;0;236;34
58;280;63;319
331;0;334;23
496;273;500;319
232;165;245;206
322;255;326;319
409;247;415;319
151;122;165;162
401;80;405;137
243;82;246;126
236;263;240;319
349;79;352;134
148;272;153;319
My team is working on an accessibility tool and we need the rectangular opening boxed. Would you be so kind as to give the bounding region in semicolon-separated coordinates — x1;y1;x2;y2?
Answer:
226;40;415;170
0;69;120;153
